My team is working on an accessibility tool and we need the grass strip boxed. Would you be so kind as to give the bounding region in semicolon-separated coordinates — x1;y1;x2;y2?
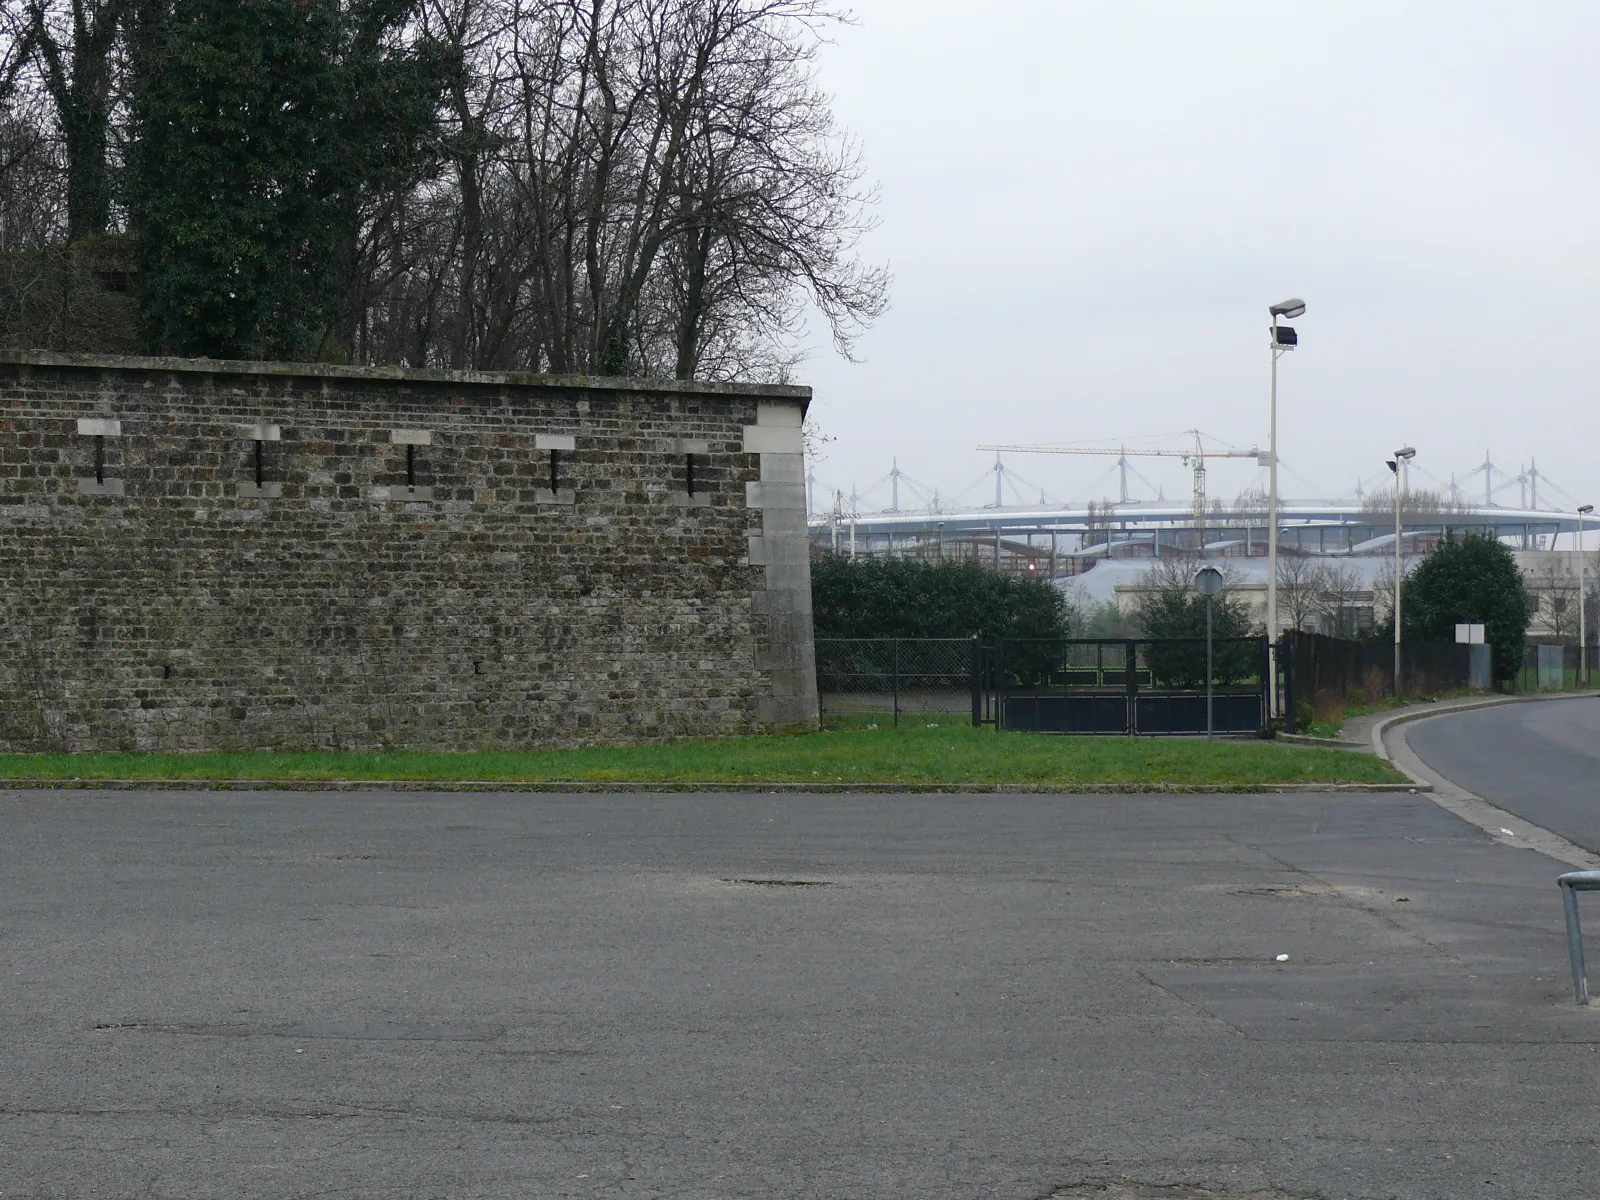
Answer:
0;724;1407;787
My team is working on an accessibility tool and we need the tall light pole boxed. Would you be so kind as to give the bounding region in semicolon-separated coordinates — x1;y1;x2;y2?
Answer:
1388;446;1417;694
1266;298;1305;717
1580;504;1594;684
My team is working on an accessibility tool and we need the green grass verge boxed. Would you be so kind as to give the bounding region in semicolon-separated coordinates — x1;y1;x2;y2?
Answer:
0;724;1407;787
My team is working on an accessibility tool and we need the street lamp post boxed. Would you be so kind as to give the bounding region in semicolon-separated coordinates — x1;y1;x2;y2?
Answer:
1387;446;1417;695
1266;298;1305;719
1580;504;1594;684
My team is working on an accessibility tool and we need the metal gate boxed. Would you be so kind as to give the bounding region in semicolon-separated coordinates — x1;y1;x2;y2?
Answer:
976;637;1269;736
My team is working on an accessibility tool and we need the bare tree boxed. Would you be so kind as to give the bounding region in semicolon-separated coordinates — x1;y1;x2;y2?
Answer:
3;0;128;238
657;4;886;378
1275;553;1326;633
1360;485;1474;523
1233;485;1267;513
342;0;886;377
1137;554;1245;602
1527;559;1578;641
1585;551;1600;648
0;28;133;351
0;0;888;374
1372;557;1398;630
1315;561;1367;638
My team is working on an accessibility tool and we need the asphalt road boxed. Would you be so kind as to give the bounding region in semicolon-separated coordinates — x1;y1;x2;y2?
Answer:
1406;696;1600;853
3;788;1598;1199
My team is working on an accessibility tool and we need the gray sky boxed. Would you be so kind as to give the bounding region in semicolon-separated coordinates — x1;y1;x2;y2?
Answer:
800;1;1599;517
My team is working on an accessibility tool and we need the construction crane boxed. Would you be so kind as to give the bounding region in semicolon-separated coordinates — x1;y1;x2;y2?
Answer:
976;430;1268;534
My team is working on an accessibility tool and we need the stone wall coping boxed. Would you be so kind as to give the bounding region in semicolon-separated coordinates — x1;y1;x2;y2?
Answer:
0;349;812;407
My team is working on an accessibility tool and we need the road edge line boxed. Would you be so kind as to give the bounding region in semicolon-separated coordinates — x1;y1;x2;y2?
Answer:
0;778;1420;795
1379;695;1600;870
1368;691;1600;760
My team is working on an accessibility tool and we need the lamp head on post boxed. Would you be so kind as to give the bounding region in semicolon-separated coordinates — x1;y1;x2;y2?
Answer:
1580;505;1594;516
1264;296;1304;722
1269;301;1304;351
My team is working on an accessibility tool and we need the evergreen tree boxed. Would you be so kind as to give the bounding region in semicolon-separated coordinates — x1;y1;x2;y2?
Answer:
1395;531;1532;683
1137;587;1254;642
1137;583;1259;687
125;0;452;358
809;556;1071;641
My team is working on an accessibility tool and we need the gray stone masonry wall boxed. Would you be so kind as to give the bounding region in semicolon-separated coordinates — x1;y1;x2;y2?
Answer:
0;352;818;752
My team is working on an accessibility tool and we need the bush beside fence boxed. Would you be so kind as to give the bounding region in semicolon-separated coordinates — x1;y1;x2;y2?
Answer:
1281;631;1473;733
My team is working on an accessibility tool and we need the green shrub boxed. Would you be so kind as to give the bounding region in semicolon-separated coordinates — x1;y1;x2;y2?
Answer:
809;555;1072;640
1388;531;1532;683
1138;585;1259;686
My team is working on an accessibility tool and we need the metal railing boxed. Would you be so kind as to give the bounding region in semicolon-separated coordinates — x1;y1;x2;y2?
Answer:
1560;871;1600;1004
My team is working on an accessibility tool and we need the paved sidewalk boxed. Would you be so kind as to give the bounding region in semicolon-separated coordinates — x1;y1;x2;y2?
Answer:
2;788;1597;1199
1340;689;1600;752
1338;694;1493;749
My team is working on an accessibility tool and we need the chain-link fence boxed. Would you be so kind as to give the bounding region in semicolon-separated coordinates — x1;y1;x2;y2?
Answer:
1513;644;1600;693
815;637;976;725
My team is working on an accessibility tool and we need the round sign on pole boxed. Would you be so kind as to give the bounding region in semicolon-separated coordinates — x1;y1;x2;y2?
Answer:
1193;566;1225;597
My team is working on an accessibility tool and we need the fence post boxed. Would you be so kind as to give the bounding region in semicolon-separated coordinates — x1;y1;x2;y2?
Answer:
1125;639;1138;736
893;637;901;728
996;642;1007;731
969;636;981;727
1275;634;1289;733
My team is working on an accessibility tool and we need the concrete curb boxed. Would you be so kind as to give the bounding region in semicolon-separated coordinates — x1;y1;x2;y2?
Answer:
1369;690;1600;762
1380;693;1600;871
1276;732;1369;751
0;778;1424;796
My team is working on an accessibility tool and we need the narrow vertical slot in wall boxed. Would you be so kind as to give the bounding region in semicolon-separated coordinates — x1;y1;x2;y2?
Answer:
534;434;575;505
672;439;710;507
76;417;123;495
389;429;432;501
237;423;281;498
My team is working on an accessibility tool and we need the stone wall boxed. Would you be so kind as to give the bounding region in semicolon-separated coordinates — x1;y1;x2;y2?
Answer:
0;352;818;752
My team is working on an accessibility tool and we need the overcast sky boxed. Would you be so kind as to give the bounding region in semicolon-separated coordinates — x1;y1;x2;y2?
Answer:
798;1;1599;518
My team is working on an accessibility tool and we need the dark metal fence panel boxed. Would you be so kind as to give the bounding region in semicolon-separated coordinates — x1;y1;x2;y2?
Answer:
815;637;977;725
820;636;1274;735
1281;631;1475;731
1404;642;1473;695
993;637;1268;736
1514;644;1599;693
